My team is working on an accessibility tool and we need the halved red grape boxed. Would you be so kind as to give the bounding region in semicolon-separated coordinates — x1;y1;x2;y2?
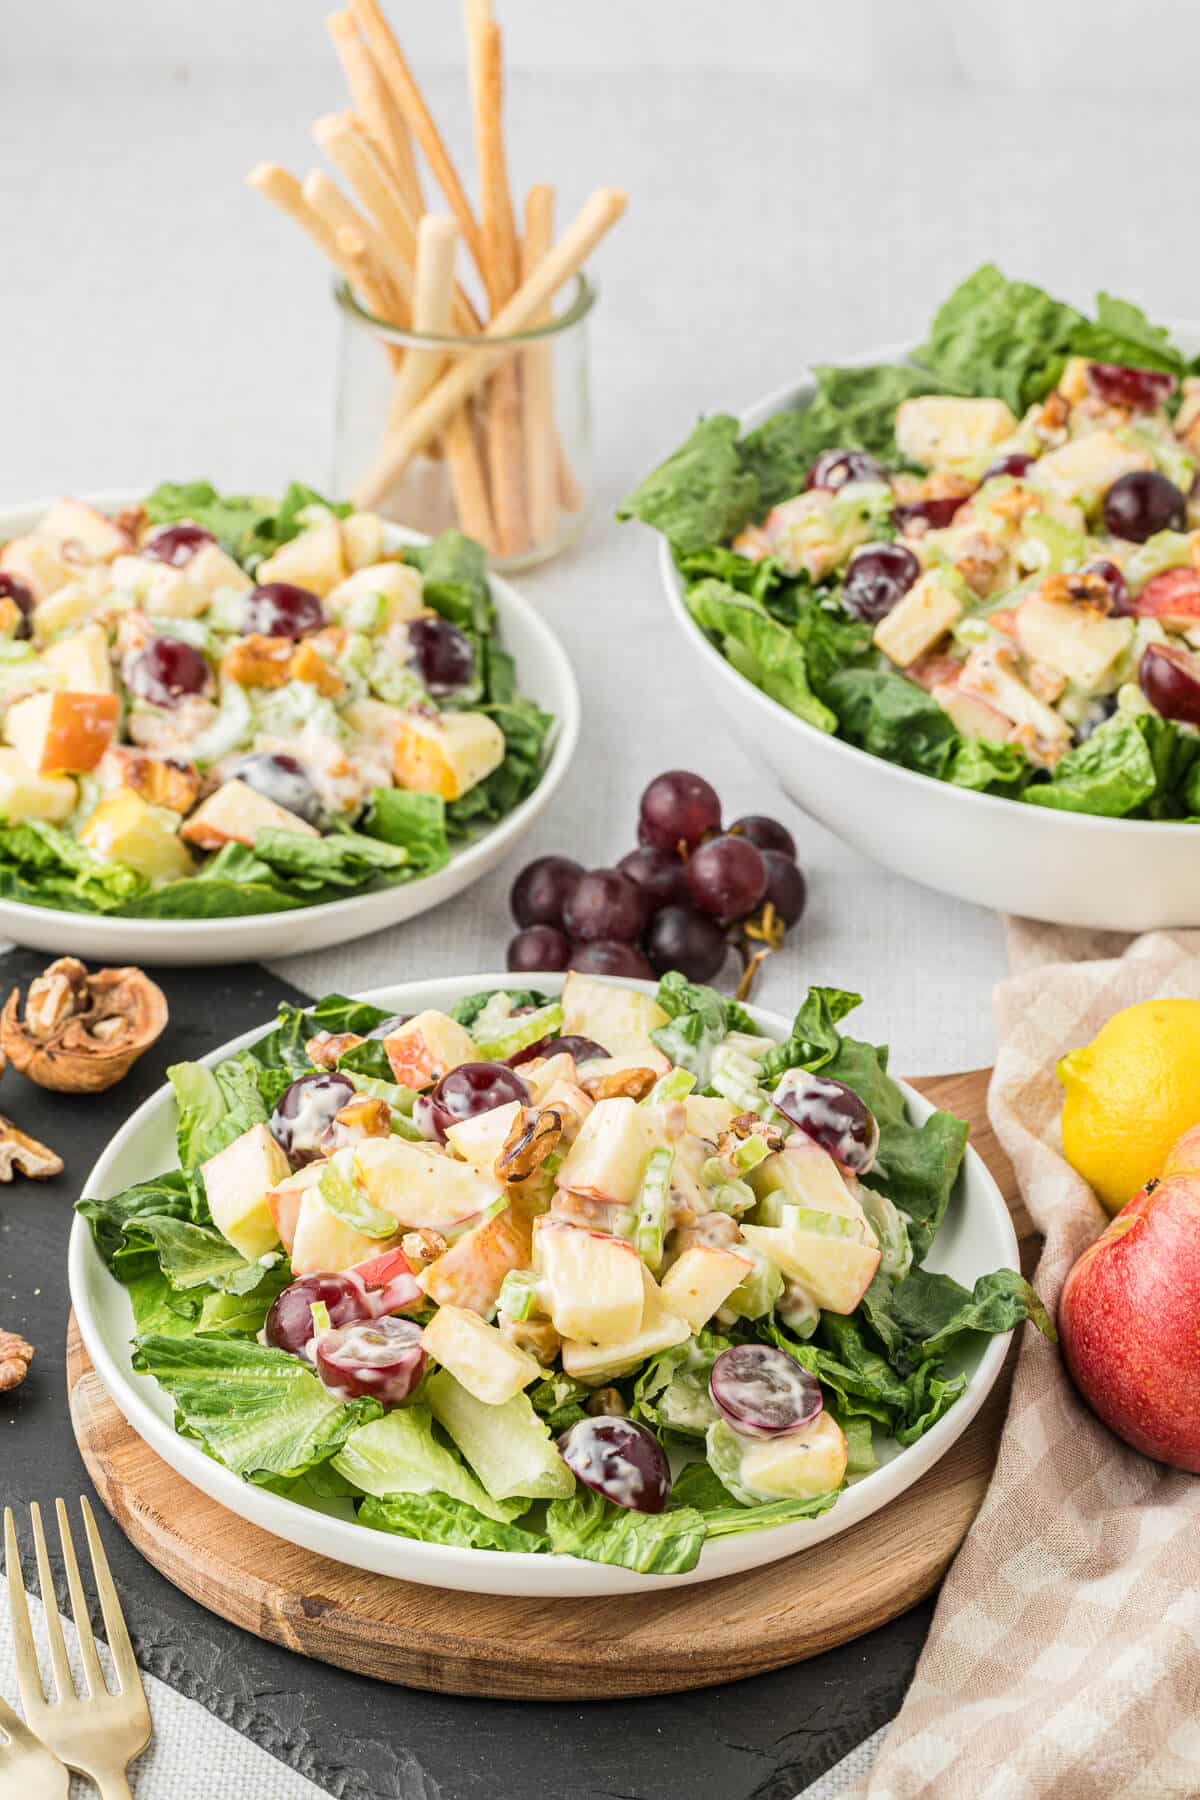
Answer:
1086;363;1177;412
509;1033;610;1069
728;815;797;861
228;751;325;826
639;770;721;852
315;1315;426;1406
265;1272;373;1355
686;834;768;921
507;925;571;972
841;541;921;623
980;452;1035;482
806;449;885;492
617;846;690;912
892;495;970;533
509;854;584;929
1140;642;1200;725
709;1344;822;1439
563;869;646;943
761;850;807;928
417;1061;531;1141
772;1072;879;1173
567;940;654;980
1103;471;1187;542
407;615;475;695
126;635;212;706
1081;557;1131;616
644;906;727;982
142;523;218;566
270;1072;356;1166
558;1416;671;1512
0;573;34;639
244;581;325;638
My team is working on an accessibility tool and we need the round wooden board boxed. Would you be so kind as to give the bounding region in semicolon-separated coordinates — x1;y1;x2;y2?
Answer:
68;1070;1036;1701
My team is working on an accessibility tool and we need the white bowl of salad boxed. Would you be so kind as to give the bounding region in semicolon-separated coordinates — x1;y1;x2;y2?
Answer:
0;484;578;963
69;968;1048;1597
624;268;1200;929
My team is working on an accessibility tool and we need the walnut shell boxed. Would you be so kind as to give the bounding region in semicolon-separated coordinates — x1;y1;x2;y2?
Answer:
1;963;168;1093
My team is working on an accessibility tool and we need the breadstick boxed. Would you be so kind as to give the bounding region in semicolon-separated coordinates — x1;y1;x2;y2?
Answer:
521;184;558;547
326;9;423;219
355;188;628;506
336;228;406;357
349;0;487;281
444;406;499;553
303;170;412;325
468;12;527;555
389;214;456;421
247;163;342;264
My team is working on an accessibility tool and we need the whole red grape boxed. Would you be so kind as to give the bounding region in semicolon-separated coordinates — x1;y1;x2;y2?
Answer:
617;846;690;912
644;906;727;981
728;815;797;860
563;869;646;943
639;770;721;852
567;940;654;980
686;834;767;921
507;925;571;972
762;850;807;927
509;854;583;929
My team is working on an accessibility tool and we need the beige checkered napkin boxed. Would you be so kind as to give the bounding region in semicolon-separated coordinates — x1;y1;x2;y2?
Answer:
848;928;1200;1800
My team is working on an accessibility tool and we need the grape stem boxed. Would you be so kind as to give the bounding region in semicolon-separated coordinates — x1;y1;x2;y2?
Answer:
732;901;784;1002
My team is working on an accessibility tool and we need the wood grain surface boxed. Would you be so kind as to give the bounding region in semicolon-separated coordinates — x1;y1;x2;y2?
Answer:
67;1069;1038;1700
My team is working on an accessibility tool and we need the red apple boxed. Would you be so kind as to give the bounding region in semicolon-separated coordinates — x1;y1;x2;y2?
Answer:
1059;1123;1200;1470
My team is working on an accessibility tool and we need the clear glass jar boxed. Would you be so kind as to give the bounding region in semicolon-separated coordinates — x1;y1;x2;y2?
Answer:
332;274;594;571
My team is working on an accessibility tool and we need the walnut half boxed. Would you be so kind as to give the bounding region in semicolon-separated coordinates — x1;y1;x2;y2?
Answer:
1;959;168;1093
0;1331;34;1391
0;1118;63;1181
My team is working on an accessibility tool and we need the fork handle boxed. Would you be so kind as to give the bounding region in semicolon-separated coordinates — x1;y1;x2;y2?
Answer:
94;1770;134;1799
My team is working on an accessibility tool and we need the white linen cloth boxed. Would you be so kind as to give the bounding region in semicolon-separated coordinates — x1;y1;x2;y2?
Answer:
0;1575;326;1799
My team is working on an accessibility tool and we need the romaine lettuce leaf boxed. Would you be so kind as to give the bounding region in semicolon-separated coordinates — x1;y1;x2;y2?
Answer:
143;479;350;569
650;970;756;1083
686;579;837;732
450;986;550;1029
0;821;147;914
78;1169;207;1272
331;1407;526;1524
757;985;864;1085
444;698;554;835
1069;293;1186;379
913;264;1086;413
426;1372;575;1502
359;1491;547;1553
545;1488;707;1573
169;1050;282;1169
133;1333;380;1482
362;789;449;868
403;529;494;633
887;1266;1056;1357
948;738;1031;796
820;665;961;779
251;828;413;893
617;415;760;555
1024;711;1157;817
526;1372;591;1433
632;1329;731;1439
666;1460;840;1534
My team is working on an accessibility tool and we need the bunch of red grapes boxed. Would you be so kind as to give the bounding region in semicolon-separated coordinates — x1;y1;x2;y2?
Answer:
506;771;806;992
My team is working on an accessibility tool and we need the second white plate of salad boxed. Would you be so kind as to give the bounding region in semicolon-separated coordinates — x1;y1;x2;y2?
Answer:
0;486;578;963
70;969;1048;1597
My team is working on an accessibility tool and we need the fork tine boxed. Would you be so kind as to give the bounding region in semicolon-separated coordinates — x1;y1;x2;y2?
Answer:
5;1506;48;1716
80;1498;141;1695
30;1503;75;1704
56;1499;106;1700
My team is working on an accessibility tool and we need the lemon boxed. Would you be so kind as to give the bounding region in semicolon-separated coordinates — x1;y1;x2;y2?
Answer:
1058;999;1200;1214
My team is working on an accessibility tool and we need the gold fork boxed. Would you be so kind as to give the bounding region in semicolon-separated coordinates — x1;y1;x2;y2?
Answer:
5;1498;152;1799
0;1689;69;1799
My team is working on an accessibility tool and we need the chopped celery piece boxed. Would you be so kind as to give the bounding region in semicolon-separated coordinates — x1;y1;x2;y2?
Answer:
722;1244;784;1321
473;1001;564;1061
319;1151;397;1239
707;1178;756;1216
732;1134;770;1174
642;1067;697;1106
310;1299;332;1336
346;1072;423;1140
777;1281;820;1338
190;680;252;766
497;1269;539;1322
635;1146;674;1271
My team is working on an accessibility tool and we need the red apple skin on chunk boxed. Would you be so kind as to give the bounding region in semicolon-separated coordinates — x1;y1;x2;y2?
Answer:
1130;567;1200;623
1059;1136;1200;1472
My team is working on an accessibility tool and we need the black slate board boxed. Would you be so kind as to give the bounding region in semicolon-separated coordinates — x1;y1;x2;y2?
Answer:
1;947;921;1799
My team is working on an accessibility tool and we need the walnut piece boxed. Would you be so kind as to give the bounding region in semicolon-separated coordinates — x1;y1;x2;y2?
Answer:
727;1111;785;1151
581;1066;659;1102
401;1227;447;1269
305;1031;364;1070
494;1106;563;1183
585;1386;628;1417
0;1118;62;1180
1040;570;1114;615
221;634;294;688
1;959;168;1093
320;1095;392;1152
498;1315;561;1365
0;1330;34;1391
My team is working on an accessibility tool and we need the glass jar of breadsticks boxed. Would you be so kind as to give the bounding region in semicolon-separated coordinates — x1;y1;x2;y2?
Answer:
332;264;593;571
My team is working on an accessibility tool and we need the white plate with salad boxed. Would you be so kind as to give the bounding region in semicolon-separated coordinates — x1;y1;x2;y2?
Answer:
70;969;1049;1597
623;269;1200;928
0;485;578;963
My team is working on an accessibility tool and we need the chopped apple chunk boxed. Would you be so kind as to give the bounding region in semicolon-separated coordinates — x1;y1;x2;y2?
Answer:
420;1304;540;1404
